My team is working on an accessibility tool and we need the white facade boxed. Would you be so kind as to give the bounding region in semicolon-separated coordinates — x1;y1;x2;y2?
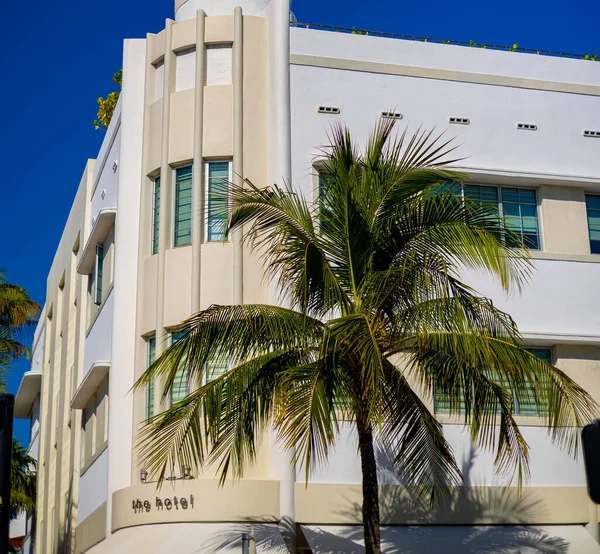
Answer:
16;1;600;553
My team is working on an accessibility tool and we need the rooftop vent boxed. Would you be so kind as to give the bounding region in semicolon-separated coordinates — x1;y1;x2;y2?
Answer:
317;106;340;115
382;111;403;120
583;130;600;138
449;117;470;125
517;122;537;131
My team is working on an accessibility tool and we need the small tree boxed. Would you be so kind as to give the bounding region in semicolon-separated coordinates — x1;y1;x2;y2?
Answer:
93;70;122;131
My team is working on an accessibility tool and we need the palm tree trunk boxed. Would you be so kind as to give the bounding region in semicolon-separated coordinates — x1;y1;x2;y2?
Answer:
357;409;381;554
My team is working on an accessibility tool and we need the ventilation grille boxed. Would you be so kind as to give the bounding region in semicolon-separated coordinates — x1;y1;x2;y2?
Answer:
317;106;340;115
382;111;403;120
449;117;470;125
583;130;600;138
517;122;537;131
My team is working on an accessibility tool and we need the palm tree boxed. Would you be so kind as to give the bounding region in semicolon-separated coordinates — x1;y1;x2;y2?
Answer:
11;440;36;518
136;119;597;554
0;272;40;371
0;272;40;519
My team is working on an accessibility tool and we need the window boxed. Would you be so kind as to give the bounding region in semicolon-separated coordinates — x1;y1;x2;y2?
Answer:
516;348;551;416
151;176;160;255
81;377;109;469
464;185;540;249
170;331;189;405
206;354;228;382
434;347;552;416
174;166;193;247
207;161;230;242
146;336;156;420
586;195;600;254
93;246;104;305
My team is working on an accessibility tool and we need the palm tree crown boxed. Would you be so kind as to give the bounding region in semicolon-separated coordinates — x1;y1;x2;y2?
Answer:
137;119;597;554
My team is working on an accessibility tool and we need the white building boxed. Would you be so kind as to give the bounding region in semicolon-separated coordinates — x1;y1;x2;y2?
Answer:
14;0;600;552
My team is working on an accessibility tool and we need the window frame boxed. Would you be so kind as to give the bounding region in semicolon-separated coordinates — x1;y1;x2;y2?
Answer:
151;175;161;256
169;330;189;406
172;165;193;248
463;183;541;251
146;336;156;420
433;346;553;416
93;245;104;306
205;159;232;242
585;194;600;255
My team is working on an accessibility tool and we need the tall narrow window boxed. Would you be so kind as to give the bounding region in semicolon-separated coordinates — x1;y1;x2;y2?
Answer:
586;195;600;254
174;166;193;247
517;348;551;416
170;331;189;405
501;187;539;250
318;170;334;217
207;161;230;242
151;176;161;255
93;246;104;305
146;336;156;420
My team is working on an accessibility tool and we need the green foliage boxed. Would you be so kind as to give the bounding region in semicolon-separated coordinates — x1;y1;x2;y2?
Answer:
583;53;599;61
136;119;597;553
508;43;519;52
93;69;123;131
0;272;40;371
350;26;367;36
11;440;36;518
0;274;39;518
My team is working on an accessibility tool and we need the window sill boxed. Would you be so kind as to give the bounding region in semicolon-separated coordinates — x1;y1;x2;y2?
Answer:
530;250;600;264
86;285;114;338
80;441;108;477
436;413;549;427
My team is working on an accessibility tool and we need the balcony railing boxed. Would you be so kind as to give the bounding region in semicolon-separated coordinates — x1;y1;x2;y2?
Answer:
291;21;599;62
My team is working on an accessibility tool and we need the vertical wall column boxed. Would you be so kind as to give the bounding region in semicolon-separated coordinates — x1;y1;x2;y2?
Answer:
232;6;244;305
266;0;295;550
131;34;157;481
106;37;147;536
155;20;176;362
191;10;207;313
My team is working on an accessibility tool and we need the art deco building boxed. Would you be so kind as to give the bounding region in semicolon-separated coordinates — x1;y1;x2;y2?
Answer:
14;0;600;551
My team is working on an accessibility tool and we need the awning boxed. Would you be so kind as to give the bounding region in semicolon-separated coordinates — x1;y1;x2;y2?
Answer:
84;523;288;554
77;208;116;275
14;371;42;418
71;361;110;409
301;524;600;553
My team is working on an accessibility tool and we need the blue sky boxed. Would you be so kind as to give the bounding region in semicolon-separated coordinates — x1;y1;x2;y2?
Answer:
1;0;598;445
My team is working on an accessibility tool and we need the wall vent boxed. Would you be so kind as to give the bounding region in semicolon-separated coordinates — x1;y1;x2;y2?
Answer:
517;122;537;131
583;129;600;138
449;117;470;125
317;106;340;115
382;111;403;120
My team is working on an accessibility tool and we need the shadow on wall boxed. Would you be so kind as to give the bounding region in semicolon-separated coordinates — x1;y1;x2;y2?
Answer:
301;525;570;554
168;447;572;553
201;523;289;553
311;445;569;553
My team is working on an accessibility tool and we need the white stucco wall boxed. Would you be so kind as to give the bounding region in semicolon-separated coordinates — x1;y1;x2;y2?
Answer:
462;259;600;338
291;28;600;86
290;28;600;182
302;422;585;488
206;45;232;86
78;448;109;523
90;126;121;225
30;327;45;375
83;291;114;379
176;49;196;92
175;0;271;20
